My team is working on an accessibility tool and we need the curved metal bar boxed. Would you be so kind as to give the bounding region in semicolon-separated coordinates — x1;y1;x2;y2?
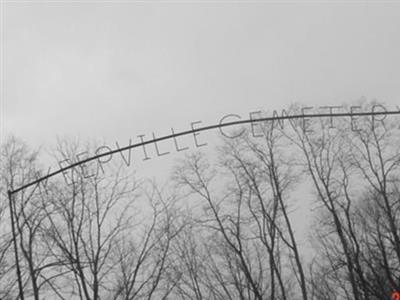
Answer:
9;110;400;194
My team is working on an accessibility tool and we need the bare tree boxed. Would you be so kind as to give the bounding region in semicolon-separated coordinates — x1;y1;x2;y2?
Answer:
0;136;64;300
172;121;309;300
110;181;184;300
173;151;269;300
286;101;400;300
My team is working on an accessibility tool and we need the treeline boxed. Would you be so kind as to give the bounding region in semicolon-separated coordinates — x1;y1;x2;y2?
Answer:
1;102;399;300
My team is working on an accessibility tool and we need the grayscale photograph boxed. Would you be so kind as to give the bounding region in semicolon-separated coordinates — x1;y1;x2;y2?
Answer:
1;1;400;300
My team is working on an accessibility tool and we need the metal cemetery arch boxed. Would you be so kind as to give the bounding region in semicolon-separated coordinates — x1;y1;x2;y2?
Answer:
7;109;400;299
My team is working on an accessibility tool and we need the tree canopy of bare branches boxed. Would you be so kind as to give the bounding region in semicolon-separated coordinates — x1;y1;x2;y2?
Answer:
1;101;399;300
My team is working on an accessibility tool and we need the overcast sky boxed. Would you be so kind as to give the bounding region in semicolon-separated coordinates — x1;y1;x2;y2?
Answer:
2;1;400;169
2;1;400;253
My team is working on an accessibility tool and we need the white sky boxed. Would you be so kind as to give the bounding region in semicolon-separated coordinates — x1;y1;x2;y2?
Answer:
2;0;399;252
3;1;400;144
1;1;399;174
